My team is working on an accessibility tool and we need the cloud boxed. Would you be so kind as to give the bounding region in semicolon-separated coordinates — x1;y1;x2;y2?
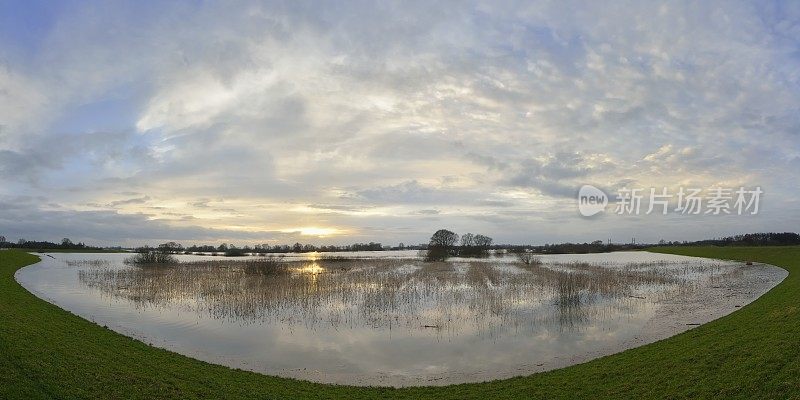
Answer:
414;209;440;215
0;195;324;246
107;196;150;208
0;1;799;245
354;181;446;204
306;204;375;213
0;66;50;144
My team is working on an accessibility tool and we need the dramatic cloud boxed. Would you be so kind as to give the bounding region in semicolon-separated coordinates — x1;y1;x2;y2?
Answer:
0;1;798;246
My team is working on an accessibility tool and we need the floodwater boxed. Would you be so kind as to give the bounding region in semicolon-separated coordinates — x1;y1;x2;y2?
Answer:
16;251;786;386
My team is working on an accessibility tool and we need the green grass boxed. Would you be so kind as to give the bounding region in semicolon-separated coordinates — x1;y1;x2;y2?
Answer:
0;248;125;253
1;247;799;399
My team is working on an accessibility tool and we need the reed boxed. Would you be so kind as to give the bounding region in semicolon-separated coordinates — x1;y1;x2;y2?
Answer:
75;257;747;335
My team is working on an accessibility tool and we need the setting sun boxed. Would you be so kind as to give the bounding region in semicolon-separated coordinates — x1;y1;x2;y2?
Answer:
292;227;341;237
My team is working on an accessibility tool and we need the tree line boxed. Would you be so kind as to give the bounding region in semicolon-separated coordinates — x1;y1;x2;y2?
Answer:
138;241;387;256
0;237;100;251
3;232;798;255
661;232;800;247
425;229;494;261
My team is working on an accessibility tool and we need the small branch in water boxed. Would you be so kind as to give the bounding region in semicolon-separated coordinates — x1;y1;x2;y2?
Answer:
628;295;646;299
422;325;440;329
686;323;701;326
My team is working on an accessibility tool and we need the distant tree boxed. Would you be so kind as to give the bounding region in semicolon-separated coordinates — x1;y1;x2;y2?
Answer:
0;236;6;244
224;246;246;257
473;234;493;249
460;233;475;248
158;241;183;253
429;229;459;248
292;242;303;253
460;233;493;257
61;238;73;247
426;229;459;261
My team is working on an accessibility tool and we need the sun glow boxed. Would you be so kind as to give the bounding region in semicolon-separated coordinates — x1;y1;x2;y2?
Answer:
287;227;341;237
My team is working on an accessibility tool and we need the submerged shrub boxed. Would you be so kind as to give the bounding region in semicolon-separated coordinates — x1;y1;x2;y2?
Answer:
515;252;542;266
243;255;288;276
124;251;178;265
424;247;451;262
458;246;491;258
224;247;247;257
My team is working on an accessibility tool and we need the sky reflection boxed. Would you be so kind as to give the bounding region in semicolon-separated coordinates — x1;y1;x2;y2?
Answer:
16;251;784;386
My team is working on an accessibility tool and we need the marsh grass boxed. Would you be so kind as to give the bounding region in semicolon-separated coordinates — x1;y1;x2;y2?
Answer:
240;256;288;276
76;257;746;334
319;255;362;262
65;259;110;268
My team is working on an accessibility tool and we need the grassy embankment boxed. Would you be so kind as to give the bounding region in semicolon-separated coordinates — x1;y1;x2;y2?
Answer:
1;247;799;399
6;248;125;253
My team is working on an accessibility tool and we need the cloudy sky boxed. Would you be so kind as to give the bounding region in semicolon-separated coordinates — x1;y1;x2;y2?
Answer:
1;1;799;247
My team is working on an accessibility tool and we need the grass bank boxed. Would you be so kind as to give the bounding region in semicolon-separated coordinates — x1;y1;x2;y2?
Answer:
1;247;798;399
3;248;126;253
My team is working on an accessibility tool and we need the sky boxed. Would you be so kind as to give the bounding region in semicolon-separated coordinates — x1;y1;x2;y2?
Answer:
1;0;799;247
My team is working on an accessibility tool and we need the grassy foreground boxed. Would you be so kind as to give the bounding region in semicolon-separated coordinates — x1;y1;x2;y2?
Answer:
1;247;799;399
30;248;126;253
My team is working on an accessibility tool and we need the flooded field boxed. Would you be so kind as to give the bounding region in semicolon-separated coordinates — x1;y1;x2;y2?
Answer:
16;251;786;386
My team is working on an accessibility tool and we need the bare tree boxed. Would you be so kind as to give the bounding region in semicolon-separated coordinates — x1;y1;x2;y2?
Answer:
429;229;459;248
460;233;475;247
459;233;493;257
474;234;493;249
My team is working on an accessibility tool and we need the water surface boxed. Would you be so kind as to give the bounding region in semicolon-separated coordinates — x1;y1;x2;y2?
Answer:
16;251;785;386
